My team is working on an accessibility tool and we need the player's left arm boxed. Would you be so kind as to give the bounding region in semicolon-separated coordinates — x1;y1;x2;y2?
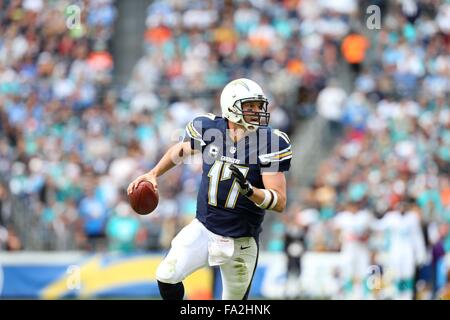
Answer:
258;172;287;212
229;168;288;214
229;128;291;213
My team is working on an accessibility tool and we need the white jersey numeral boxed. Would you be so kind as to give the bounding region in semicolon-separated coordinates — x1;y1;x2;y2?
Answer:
207;161;249;208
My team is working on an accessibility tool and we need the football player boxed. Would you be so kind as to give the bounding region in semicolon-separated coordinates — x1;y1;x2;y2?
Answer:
332;202;376;299
375;203;427;299
128;78;292;300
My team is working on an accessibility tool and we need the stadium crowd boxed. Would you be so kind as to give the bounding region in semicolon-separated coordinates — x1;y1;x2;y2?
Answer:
280;0;450;299
0;0;449;299
0;0;349;252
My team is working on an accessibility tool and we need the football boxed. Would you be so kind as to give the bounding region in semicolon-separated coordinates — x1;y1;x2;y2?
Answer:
128;180;159;215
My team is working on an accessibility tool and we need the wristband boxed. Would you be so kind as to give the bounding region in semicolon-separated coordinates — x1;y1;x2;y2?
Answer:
267;189;278;210
255;189;273;209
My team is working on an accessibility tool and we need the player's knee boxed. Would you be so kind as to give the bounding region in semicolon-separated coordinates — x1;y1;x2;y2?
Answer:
156;258;184;284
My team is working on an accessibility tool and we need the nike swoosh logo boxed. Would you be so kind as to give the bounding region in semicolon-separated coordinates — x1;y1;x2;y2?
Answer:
240;245;251;250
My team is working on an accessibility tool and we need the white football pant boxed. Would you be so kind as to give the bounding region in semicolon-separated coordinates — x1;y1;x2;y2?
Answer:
156;218;258;299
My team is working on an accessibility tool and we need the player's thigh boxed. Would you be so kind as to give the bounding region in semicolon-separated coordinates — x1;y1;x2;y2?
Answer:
220;237;258;300
156;219;209;284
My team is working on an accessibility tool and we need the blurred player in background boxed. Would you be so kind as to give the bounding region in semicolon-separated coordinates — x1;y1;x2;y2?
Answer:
333;201;375;299
375;201;427;299
128;78;292;300
283;209;307;299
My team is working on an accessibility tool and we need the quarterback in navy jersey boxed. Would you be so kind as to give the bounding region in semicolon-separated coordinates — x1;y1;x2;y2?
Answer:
128;78;292;300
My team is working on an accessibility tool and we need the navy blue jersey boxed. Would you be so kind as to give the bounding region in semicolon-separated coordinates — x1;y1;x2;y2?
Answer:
184;114;292;238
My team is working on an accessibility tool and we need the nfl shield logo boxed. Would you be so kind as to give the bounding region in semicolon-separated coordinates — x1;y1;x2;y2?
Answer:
209;145;219;158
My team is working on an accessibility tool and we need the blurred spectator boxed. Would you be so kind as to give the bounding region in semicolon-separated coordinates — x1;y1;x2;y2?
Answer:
4;225;22;251
106;201;140;253
341;30;370;79
79;185;108;251
317;80;347;137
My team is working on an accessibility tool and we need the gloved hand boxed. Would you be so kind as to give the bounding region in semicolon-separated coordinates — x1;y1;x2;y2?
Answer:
229;164;254;197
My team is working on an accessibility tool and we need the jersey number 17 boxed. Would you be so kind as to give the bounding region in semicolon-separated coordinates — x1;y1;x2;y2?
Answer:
207;161;249;209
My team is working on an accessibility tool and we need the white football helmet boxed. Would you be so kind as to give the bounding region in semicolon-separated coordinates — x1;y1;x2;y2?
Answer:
220;78;269;131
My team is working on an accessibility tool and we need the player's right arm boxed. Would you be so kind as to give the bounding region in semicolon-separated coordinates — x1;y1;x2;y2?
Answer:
128;115;209;195
127;141;196;195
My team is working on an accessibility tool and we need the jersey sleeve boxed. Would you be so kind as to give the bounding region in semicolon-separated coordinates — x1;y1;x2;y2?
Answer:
259;129;292;173
183;113;215;152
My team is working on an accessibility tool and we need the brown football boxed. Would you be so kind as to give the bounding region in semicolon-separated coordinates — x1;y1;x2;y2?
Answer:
128;180;159;215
